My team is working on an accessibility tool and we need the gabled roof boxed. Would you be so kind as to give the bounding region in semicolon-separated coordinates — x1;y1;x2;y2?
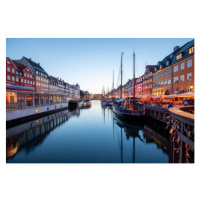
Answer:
146;65;155;72
23;56;48;74
49;75;58;84
13;60;27;71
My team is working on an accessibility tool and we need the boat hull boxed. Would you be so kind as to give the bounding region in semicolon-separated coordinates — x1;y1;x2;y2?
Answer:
68;101;78;108
113;104;144;120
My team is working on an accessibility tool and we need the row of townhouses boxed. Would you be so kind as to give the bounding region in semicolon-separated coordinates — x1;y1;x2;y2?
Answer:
108;39;194;98
6;57;80;107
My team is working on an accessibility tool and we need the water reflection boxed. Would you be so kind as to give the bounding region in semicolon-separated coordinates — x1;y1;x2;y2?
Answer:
7;100;170;163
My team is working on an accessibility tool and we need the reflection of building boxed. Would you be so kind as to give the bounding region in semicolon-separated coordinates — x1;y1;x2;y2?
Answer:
7;109;69;159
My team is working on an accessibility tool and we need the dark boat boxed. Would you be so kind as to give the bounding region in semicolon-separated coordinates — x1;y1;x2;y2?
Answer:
68;100;78;108
113;52;145;120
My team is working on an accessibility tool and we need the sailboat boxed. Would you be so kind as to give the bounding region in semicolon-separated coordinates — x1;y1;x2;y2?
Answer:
113;52;145;120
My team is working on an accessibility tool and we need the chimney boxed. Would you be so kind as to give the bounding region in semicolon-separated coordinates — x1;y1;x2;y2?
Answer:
174;46;180;52
38;63;40;65
29;58;32;61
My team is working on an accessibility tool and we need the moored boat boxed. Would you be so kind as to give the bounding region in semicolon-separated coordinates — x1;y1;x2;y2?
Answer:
84;100;91;108
68;100;78;108
101;99;108;106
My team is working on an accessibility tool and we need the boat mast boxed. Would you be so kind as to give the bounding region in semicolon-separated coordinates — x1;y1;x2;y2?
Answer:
120;52;123;98
133;51;135;102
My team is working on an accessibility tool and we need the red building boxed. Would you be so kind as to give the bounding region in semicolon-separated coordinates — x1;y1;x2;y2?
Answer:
6;57;36;104
142;65;155;95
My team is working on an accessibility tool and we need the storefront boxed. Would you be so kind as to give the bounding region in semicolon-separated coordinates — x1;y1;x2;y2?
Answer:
6;92;17;104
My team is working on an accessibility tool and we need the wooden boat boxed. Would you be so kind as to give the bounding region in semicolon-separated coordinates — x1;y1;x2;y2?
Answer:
113;52;145;120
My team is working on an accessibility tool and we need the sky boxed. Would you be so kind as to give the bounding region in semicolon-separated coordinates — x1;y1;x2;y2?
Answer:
6;38;193;94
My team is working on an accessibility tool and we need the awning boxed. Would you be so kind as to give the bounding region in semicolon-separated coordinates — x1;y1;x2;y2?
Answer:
115;98;125;102
175;92;194;97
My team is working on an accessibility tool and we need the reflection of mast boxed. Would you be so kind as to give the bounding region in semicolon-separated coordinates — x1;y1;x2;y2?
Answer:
120;52;123;98
121;127;123;163
133;136;135;163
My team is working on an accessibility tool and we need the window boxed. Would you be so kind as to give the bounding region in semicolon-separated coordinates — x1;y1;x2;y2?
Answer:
36;71;38;75
174;76;178;84
12;68;15;73
174;65;178;72
7;67;10;72
164;70;167;76
180;75;184;82
164;79;167;85
33;82;35;85
176;53;182;60
187;73;192;81
41;78;43;81
187;59;192;68
180;87;184;92
28;80;29;84
12;76;15;81
161;80;163;86
166;61;170;66
155;74;157;79
36;82;38;86
158;81;160;86
27;69;29;71
39;83;40;86
160;65;162;69
174;88;178;93
21;79;23;83
160;71;163;77
27;74;29;78
181;63;185;70
168;68;171;74
39;77;40;81
30;81;32;84
16;77;19;82
153;83;155;87
158;72;160;78
30;75;32;78
24;80;26;83
24;73;26;77
155;82;157;87
189;46;194;54
7;75;10;80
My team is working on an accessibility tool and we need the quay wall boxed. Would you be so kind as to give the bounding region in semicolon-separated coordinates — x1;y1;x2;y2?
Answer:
6;103;68;121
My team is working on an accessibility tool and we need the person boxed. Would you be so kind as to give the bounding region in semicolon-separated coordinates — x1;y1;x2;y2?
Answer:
168;102;174;108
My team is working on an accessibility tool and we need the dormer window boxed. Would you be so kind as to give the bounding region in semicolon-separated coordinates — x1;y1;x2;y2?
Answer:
176;53;182;60
189;46;194;54
166;61;170;66
160;65;162;69
154;68;157;72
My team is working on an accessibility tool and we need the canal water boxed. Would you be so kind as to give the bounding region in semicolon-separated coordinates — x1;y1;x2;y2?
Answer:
6;100;169;163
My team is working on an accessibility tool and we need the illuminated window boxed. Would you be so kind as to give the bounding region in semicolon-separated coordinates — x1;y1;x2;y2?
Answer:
181;63;185;70
174;65;178;72
174;76;178;84
187;73;192;81
189;46;194;54
180;75;184;82
7;67;10;72
187;59;192;68
176;53;182;60
7;75;10;80
158;81;160;86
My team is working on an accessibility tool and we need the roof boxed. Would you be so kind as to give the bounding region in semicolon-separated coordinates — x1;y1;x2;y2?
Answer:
13;60;28;71
153;39;194;73
49;75;58;84
146;65;156;72
23;57;48;74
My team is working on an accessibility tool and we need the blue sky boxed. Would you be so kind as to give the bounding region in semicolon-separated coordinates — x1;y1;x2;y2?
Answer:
6;38;193;94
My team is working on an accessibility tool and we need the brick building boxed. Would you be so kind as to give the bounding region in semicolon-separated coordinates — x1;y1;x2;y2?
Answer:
142;65;155;95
